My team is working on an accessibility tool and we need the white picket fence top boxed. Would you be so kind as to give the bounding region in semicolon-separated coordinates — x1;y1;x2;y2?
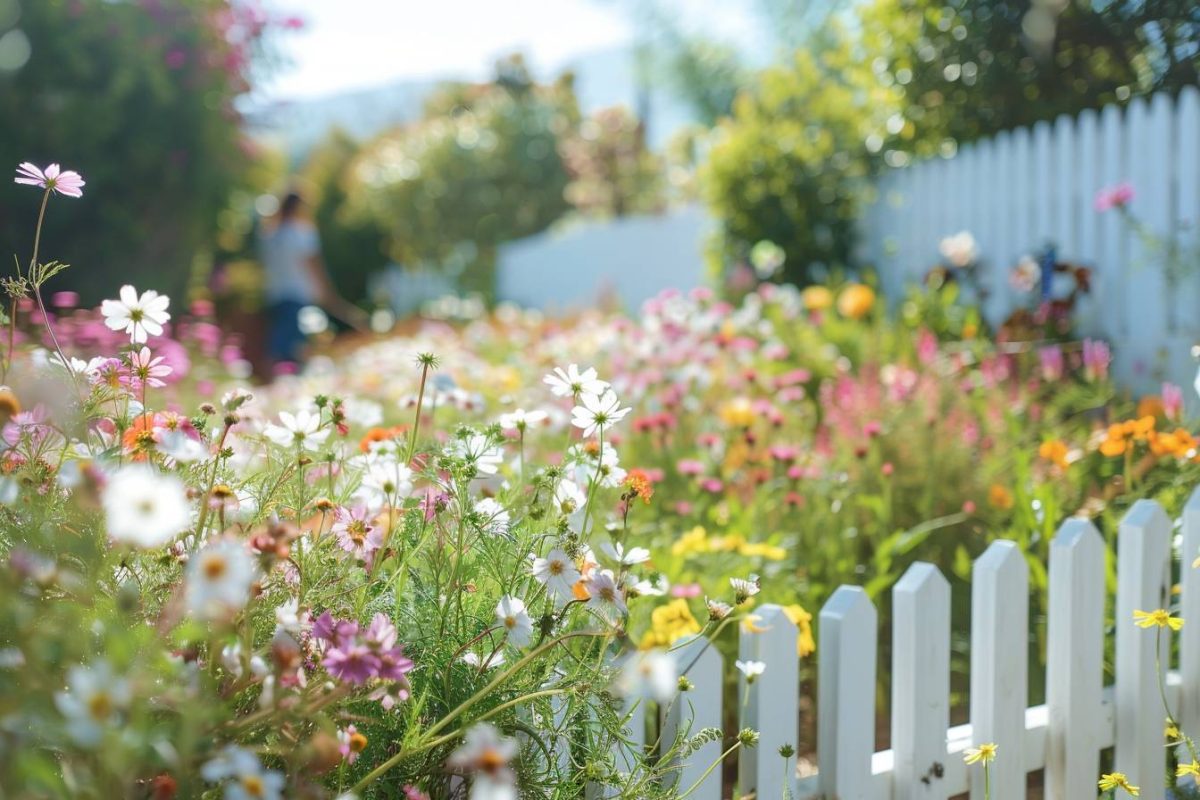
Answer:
860;87;1200;393
601;488;1200;800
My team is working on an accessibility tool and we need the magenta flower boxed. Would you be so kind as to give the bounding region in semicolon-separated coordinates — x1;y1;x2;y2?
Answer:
1038;345;1064;382
1094;182;1134;212
14;163;85;198
1082;339;1111;382
1163;382;1183;421
323;641;381;685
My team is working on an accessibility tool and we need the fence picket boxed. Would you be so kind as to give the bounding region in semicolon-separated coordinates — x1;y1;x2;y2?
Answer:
737;603;799;800
1115;500;1173;800
661;635;722;800
1045;519;1105;800
818;586;878;800
1180;488;1200;740
969;541;1028;800
892;562;951;800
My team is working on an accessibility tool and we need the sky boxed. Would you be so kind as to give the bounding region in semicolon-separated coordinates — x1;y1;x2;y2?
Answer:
261;0;766;101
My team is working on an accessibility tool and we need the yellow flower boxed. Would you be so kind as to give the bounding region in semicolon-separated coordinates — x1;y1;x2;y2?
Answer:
672;526;711;557
962;321;978;339
1166;720;1181;741
1133;609;1184;631
1137;395;1165;420
836;284;875;320
987;484;1014;510
963;742;997;765
741;614;769;634
1177;760;1200;778
782;604;816;658
1038;439;1070;470
738;542;787;561
640;598;702;649
719;397;756;428
801;285;833;311
1098;772;1139;795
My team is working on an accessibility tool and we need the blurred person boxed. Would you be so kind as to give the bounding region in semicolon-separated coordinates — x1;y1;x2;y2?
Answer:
258;191;365;369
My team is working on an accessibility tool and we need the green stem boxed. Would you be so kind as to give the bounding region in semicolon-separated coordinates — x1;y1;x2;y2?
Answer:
677;742;740;800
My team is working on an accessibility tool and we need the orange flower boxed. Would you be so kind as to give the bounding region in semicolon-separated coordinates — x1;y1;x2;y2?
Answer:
1137;395;1165;420
1038;439;1070;470
801;285;833;311
1098;424;1129;457
623;469;654;504
121;414;160;461
358;425;406;453
836;284;875;320
987;484;1014;510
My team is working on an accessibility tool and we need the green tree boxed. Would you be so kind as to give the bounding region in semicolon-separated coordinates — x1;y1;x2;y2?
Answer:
861;0;1200;153
0;0;284;303
702;28;902;284
561;106;665;218
344;58;576;293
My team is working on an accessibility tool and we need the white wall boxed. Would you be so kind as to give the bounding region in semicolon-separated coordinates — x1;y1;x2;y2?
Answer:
861;87;1200;391
495;205;710;313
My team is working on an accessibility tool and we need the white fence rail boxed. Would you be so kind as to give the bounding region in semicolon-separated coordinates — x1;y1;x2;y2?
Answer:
861;87;1200;392
616;487;1200;800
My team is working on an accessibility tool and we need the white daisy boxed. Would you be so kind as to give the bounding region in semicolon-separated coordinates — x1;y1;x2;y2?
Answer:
453;434;504;476
599;542;651;566
498;408;548;432
730;575;761;604
262;409;329;451
185;539;258;622
544;364;608;398
475;497;511;536
100;284;171;343
201;745;286;800
356;457;414;509
531;548;581;604
618;649;678;703
570;390;631;438
103;465;190;548
54;660;131;746
735;659;766;683
495;595;533;648
447;723;519;800
584;569;627;619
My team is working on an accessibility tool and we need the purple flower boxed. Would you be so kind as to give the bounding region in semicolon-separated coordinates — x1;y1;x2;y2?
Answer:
3;405;50;448
1082;339;1111;382
312;612;359;648
1095;182;1134;212
1038;345;1064;382
323;642;381;685
331;506;382;561
14;162;85;198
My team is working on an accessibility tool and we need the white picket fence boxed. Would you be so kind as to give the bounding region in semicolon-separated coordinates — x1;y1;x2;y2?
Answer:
603;488;1200;800
860;87;1200;393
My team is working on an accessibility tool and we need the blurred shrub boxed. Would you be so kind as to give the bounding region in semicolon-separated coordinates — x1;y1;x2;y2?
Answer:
560;106;665;218
343;58;575;295
302;129;388;305
701;28;902;285
861;0;1200;155
0;0;285;303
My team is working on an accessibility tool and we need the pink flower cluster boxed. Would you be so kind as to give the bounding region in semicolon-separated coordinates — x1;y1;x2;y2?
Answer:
314;611;414;690
1094;182;1134;212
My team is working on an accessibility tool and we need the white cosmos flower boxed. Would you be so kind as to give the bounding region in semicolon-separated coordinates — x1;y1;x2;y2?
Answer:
100;284;171;343
495;595;533;648
531;547;581;604
618;649;678;703
730;575;761;604
54;660;131;746
356;458;414;509
570;443;626;488
475;497;510;536
447;723;519;800
553;479;591;534
735;659;766;682
201;745;286;800
263;409;329;451
544;364;608;398
452;434;503;476
570;390;631;438
939;230;979;268
584;569;627;619
599;542;651;566
104;465;190;548
497;408;548;432
185;539;258;622
461;650;506;669
158;430;209;464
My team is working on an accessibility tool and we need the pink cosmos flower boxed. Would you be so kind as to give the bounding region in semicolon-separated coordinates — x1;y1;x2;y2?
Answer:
331;506;382;561
1163;382;1183;421
1094;182;1134;212
323;641;380;685
1038;345;1064;382
128;347;172;389
1082;339;1111;382
14;163;85;198
671;583;702;598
